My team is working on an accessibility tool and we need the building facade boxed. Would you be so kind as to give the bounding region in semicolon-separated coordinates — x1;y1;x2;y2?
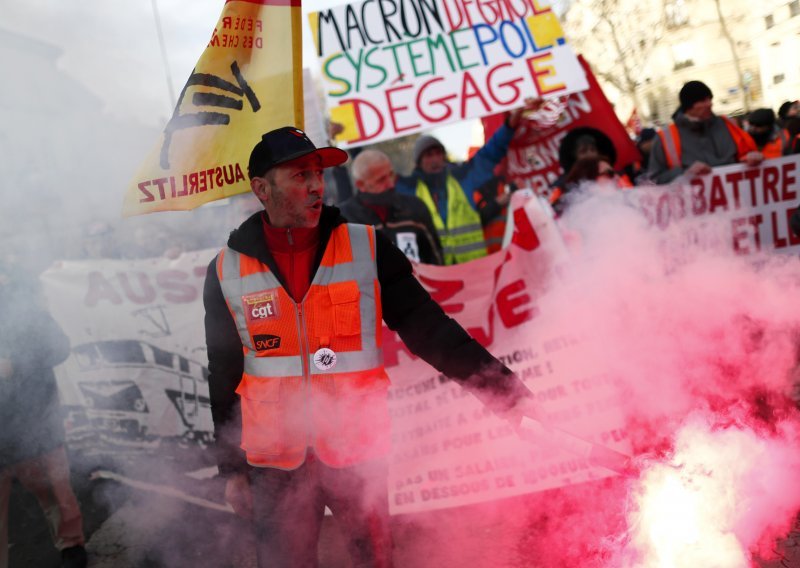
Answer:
562;0;789;126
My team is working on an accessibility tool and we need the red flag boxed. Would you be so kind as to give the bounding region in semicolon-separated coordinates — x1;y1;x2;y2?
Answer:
483;56;641;196
626;108;643;136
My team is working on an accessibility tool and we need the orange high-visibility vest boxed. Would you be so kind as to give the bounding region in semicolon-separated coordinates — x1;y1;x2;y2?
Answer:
617;173;634;188
482;216;506;254
657;116;757;169
473;181;507;254
760;129;791;159
216;223;390;470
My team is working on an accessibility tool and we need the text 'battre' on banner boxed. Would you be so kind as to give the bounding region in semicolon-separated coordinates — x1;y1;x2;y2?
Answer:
309;0;588;148
122;0;304;217
630;155;800;258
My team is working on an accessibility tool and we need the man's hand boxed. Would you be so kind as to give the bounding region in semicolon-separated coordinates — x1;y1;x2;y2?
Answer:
501;396;541;430
0;358;13;379
328;121;345;141
686;161;712;178
506;98;545;129
744;151;764;167
225;473;253;519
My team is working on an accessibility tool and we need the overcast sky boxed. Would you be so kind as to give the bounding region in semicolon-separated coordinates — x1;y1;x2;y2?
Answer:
1;0;491;157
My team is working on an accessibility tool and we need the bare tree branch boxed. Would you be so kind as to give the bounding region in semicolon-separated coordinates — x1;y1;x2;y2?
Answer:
563;0;665;112
712;0;749;112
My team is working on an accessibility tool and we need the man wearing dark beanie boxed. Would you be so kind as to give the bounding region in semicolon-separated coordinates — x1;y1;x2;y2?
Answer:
647;80;762;184
746;108;791;159
777;100;798;128
679;80;713;113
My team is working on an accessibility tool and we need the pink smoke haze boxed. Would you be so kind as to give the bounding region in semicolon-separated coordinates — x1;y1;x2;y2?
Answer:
383;188;800;568
487;188;800;567
620;412;800;567
551;187;800;439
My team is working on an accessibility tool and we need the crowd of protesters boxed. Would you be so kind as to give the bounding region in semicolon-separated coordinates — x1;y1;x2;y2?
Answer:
321;80;800;261
36;79;800;274
5;78;800;567
550;81;800;218
197;87;800;568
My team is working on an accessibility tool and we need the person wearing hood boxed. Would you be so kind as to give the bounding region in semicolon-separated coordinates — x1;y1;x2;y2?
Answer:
746;108;792;159
647;81;762;184
395;105;530;265
339;149;443;264
204;127;538;567
777;100;799;129
635;127;658;172
549;127;633;215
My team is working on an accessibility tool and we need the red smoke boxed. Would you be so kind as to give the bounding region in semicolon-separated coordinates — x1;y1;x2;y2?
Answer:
396;188;800;567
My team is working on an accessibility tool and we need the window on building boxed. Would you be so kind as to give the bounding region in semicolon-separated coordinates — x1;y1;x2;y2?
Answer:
666;0;689;28
765;14;775;28
791;1;800;17
671;42;694;70
774;73;785;84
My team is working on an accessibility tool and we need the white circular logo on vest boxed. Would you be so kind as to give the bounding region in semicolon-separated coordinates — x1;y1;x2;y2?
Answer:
313;348;337;371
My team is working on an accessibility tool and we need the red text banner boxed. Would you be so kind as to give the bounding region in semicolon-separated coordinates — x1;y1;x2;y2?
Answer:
631;156;800;258
482;55;640;196
384;192;628;513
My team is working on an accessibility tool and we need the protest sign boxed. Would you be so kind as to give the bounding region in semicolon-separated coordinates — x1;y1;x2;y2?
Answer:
310;0;588;147
122;0;304;216
385;192;629;513
631;156;800;257
482;56;640;196
40;251;216;448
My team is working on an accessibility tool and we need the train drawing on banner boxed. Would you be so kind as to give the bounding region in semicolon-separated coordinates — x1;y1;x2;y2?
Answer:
56;339;214;450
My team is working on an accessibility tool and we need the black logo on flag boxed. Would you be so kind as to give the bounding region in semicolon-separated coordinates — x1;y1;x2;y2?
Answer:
161;61;260;168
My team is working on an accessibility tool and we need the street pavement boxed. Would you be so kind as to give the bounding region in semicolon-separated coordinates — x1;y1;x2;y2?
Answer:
7;448;800;567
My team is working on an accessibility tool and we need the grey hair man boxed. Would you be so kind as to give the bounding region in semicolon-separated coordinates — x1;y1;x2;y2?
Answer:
340;149;443;264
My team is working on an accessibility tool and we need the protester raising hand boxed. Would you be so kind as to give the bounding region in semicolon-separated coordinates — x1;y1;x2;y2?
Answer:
506;97;546;129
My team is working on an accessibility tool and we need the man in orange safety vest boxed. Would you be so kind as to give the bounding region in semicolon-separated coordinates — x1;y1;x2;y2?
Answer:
647;81;763;184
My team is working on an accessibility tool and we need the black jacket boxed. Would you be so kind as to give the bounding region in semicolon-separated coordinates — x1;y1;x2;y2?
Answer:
338;192;444;265
203;206;529;475
0;295;71;468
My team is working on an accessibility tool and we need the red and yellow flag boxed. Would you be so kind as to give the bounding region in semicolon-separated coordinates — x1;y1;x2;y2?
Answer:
123;0;303;216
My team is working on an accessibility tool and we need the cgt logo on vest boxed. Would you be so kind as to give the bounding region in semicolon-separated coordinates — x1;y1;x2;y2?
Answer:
253;334;281;351
242;291;280;323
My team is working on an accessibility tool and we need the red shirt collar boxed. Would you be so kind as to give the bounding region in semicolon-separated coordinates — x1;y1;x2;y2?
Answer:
261;213;320;252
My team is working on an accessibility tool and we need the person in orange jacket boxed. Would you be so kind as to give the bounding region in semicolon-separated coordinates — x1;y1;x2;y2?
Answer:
203;127;539;568
466;147;515;254
746;108;792;159
647;81;763;184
